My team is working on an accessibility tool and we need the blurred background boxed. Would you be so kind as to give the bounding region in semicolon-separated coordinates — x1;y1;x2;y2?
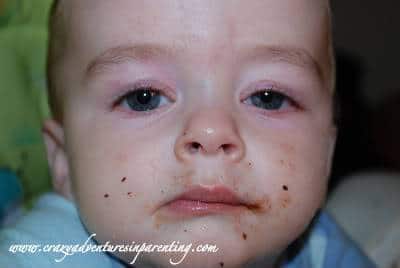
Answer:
326;4;400;266
329;0;400;187
0;1;399;267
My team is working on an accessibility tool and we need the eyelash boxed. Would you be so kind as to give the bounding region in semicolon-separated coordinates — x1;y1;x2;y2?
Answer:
112;84;300;116
242;87;300;112
112;80;175;115
113;87;169;108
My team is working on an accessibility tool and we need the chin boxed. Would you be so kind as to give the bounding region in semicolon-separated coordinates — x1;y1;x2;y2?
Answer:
122;250;260;268
114;233;279;268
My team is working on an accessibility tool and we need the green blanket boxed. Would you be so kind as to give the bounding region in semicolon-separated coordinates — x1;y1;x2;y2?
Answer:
0;0;54;206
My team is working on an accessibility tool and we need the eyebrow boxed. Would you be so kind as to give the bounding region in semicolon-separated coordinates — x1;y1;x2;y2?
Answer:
240;44;324;81
85;43;178;80
85;43;324;82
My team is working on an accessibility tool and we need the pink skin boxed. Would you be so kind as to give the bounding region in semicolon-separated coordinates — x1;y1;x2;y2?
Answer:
43;0;336;267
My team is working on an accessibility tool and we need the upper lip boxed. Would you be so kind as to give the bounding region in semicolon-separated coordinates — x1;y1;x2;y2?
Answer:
167;185;247;206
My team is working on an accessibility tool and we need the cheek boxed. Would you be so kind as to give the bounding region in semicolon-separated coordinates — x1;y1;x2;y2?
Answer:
65;123;172;243
247;125;331;228
275;133;329;214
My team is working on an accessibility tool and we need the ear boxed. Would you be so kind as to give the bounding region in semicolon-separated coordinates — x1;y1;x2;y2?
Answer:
42;119;74;201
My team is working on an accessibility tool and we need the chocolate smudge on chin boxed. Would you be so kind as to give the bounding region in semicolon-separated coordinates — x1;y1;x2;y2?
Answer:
242;232;247;240
246;196;271;213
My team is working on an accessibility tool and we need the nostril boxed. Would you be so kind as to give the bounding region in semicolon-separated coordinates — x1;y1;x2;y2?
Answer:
192;142;201;149
186;142;201;153
221;144;235;154
183;142;239;155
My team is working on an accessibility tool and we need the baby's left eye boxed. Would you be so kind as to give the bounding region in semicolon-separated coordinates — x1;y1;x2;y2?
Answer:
243;89;292;110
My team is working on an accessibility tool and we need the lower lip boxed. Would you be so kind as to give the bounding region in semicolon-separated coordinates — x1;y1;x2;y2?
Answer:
165;199;245;216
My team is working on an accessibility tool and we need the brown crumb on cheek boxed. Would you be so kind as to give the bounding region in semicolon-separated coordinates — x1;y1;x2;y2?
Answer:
279;193;292;209
121;177;127;182
219;262;224;267
282;199;290;208
282;185;289;191
242;232;247;240
279;159;296;172
280;143;295;153
183;229;187;232
127;192;134;197
104;194;109;198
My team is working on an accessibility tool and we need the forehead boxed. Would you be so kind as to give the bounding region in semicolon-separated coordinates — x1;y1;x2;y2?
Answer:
62;0;330;79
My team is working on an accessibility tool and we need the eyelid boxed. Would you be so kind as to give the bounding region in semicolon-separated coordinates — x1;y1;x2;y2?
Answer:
240;80;283;100
132;79;176;99
239;80;302;109
112;79;176;107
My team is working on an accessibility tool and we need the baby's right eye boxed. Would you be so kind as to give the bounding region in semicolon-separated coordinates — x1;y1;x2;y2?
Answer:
116;87;172;112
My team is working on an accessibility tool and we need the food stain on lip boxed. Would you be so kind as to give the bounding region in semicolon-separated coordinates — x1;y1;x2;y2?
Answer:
246;195;271;214
165;185;248;215
152;187;271;230
165;200;246;217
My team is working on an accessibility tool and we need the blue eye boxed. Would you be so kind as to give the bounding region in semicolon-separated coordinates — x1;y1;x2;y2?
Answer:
244;89;290;110
119;87;170;112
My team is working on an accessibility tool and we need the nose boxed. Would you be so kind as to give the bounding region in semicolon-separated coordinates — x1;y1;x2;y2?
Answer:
174;108;246;163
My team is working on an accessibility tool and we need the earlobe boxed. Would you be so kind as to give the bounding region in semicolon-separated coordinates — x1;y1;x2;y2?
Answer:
42;119;74;201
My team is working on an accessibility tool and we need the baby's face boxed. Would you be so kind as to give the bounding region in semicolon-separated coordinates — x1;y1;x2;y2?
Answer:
54;0;335;267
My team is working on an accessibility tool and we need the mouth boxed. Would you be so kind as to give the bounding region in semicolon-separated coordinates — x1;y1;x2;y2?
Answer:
161;185;256;217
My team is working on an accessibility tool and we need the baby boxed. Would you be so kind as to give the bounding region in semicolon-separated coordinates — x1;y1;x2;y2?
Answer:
0;0;376;267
